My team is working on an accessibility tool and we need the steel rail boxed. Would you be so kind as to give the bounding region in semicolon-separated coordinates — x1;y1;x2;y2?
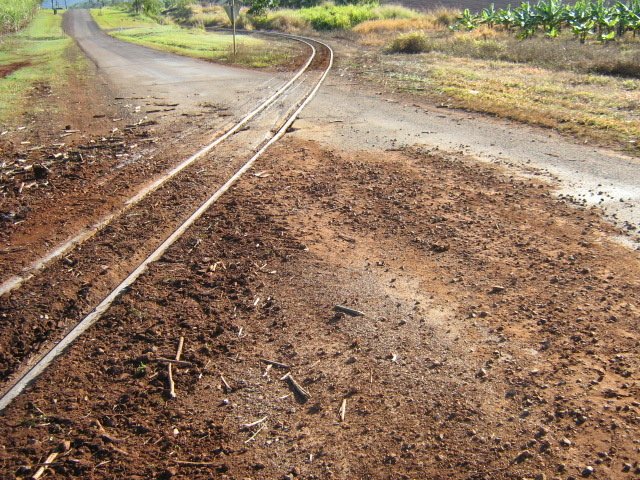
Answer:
0;35;333;412
0;35;318;297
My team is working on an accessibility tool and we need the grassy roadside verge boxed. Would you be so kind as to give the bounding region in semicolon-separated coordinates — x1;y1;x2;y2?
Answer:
350;50;639;152
347;21;640;154
0;9;77;124
90;7;296;68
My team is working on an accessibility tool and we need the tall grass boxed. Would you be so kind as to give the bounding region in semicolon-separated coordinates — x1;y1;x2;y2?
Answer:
0;0;40;34
251;3;418;31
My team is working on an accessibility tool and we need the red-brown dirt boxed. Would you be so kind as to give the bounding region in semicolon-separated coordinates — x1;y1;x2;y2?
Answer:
0;61;31;79
1;137;638;479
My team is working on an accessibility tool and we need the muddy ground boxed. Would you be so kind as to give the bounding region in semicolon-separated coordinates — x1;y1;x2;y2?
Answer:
1;15;639;480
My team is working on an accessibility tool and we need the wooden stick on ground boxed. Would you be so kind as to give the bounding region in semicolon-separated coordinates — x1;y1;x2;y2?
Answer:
261;359;290;370
244;424;266;444
168;336;185;399
242;416;268;429
281;373;311;402
339;398;347;422
32;441;70;480
31;452;59;480
334;305;365;317
220;374;232;393
155;358;192;367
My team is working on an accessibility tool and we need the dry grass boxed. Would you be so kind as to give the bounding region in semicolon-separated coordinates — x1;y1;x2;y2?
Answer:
353;7;458;35
350;49;640;152
185;4;253;29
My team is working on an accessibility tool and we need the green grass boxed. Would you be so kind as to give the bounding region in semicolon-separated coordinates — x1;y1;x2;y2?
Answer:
91;7;294;68
0;0;40;33
90;6;164;29
0;9;75;123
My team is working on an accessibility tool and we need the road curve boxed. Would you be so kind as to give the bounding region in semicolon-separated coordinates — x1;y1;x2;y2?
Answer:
64;9;285;118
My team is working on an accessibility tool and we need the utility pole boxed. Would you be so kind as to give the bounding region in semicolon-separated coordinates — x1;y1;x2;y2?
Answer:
232;0;237;58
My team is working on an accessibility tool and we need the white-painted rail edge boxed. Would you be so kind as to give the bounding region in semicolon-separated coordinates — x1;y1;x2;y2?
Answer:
0;36;333;412
0;37;317;297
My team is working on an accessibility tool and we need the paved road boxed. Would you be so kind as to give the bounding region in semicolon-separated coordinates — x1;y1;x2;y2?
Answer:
64;9;284;118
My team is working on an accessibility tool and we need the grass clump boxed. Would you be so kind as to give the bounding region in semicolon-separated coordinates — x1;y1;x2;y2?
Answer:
0;9;74;123
386;31;430;53
0;0;40;33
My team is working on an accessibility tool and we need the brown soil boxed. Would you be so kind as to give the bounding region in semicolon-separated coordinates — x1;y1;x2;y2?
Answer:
0;61;31;78
0;43;237;282
1;136;638;479
1;20;639;480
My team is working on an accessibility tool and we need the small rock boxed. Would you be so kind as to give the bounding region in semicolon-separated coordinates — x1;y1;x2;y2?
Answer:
476;368;488;379
622;463;631;472
535;474;547;480
489;285;505;294
581;466;594;477
535;426;548;438
560;437;572;447
514;450;533;463
383;454;398;465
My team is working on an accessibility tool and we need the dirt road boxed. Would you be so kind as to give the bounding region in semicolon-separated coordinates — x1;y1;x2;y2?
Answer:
1;10;639;480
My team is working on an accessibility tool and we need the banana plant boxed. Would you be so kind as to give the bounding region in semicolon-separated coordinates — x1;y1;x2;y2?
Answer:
479;3;499;27
513;2;539;38
536;0;566;36
566;0;595;42
454;8;479;30
496;5;516;30
589;0;619;41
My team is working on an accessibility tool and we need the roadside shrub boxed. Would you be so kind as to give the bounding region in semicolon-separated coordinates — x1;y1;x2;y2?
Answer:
433;7;459;27
250;9;310;31
387;31;430;53
590;58;640;78
354;18;429;34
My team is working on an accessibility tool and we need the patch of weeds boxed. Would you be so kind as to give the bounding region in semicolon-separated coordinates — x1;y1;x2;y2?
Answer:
386;32;430;53
134;362;148;378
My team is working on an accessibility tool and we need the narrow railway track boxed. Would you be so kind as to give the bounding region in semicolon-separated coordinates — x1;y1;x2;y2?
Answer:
0;31;333;411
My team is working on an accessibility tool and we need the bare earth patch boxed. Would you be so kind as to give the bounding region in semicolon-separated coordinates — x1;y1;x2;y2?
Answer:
1;136;637;479
0;61;31;78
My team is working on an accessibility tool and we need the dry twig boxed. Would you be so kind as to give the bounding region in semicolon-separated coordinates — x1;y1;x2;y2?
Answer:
261;359;290;370
168;336;184;399
281;373;310;402
339;399;347;422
